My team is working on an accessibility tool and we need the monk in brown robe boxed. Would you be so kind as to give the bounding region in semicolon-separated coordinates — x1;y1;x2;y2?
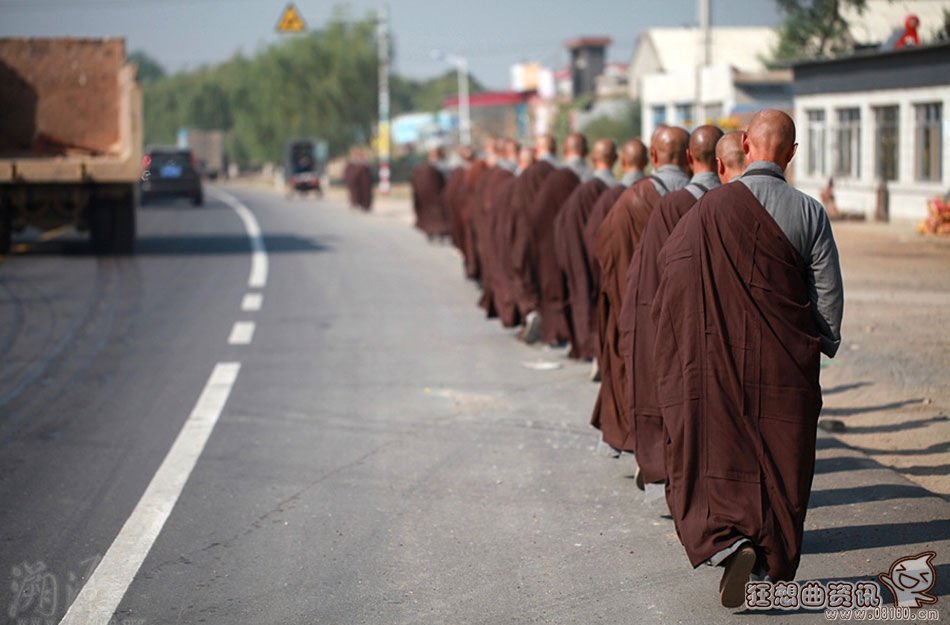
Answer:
488;144;535;327
443;146;475;252
516;132;589;345
345;148;374;211
554;138;619;360
652;110;843;607
591;126;689;454
508;135;558;331
584;139;648;374
410;146;447;239
475;138;518;318
459;145;492;280
620;125;725;489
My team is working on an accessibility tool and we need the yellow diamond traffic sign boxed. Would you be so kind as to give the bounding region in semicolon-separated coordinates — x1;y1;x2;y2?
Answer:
276;3;307;33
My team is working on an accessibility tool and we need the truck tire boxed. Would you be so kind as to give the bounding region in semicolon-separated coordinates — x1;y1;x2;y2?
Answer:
89;189;136;255
113;192;136;254
88;201;114;255
0;208;11;255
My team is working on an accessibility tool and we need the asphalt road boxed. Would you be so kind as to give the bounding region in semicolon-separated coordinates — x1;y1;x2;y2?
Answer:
1;186;947;625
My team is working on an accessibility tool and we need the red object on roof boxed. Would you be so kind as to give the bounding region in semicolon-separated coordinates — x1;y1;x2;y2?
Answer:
444;90;533;109
895;14;920;49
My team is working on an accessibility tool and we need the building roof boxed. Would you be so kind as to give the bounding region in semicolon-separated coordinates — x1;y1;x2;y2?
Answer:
444;91;533;109
633;27;778;74
565;36;612;50
792;40;950;96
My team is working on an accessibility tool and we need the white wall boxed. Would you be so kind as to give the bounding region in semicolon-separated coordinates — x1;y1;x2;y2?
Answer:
795;84;950;221
641;64;737;138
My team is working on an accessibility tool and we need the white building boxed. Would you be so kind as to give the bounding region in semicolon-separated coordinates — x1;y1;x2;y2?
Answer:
793;41;949;221
631;27;791;139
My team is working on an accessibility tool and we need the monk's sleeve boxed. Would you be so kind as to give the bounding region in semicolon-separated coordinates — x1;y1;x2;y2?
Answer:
808;209;844;358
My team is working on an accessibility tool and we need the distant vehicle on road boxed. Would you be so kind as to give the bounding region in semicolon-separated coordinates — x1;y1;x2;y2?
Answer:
179;128;225;180
285;139;326;198
140;146;203;206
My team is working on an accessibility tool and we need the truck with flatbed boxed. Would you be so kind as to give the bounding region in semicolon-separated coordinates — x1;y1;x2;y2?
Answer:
0;37;141;254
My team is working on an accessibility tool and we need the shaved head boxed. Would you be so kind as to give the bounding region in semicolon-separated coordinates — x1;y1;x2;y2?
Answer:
564;132;589;159
621;139;648;171
743;109;798;170
591;138;618;170
716;131;746;183
504;137;520;161
517;145;536;170
687;125;723;172
651;126;689;169
428;146;445;162
536;134;556;157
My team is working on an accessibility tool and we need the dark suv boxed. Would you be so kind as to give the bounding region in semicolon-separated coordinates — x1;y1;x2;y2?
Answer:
140;147;203;206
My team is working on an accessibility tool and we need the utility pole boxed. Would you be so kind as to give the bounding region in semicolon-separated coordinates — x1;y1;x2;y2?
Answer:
377;3;391;194
695;0;711;125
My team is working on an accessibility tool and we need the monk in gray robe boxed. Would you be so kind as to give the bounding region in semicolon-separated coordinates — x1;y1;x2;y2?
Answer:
554;138;619;360
653;110;843;607
516;132;588;345
591;126;689;455
620;125;724;488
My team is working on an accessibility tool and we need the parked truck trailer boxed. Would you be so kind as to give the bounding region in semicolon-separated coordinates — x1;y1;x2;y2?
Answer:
0;37;141;254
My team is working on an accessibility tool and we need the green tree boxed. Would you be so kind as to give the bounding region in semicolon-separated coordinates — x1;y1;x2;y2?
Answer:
770;0;868;64
580;103;642;145
128;50;166;84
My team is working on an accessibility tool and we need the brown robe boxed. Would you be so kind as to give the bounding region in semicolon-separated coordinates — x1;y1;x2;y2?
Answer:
591;179;662;451
442;167;467;251
488;171;520;327
460;160;490;280
410;162;447;237
508;160;556;317
583;184;626;357
474;166;513;317
348;163;374;211
653;182;822;581
621;188;701;483
553;178;608;359
519;167;581;344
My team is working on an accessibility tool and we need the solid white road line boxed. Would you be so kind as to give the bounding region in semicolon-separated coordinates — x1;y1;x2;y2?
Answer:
228;321;256;345
59;362;241;625
241;292;263;311
208;187;268;289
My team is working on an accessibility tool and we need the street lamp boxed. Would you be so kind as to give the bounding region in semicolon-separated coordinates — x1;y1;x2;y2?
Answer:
431;49;472;146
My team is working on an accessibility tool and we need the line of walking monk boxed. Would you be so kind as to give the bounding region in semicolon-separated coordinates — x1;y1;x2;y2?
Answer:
409;109;844;609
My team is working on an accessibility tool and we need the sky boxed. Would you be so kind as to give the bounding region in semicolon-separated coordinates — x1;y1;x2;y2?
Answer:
0;0;783;89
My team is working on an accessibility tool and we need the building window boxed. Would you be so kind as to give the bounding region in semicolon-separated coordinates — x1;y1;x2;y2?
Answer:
652;105;666;128
674;102;693;127
915;102;942;182
806;109;826;177
834;108;861;179
873;106;899;182
703;103;723;125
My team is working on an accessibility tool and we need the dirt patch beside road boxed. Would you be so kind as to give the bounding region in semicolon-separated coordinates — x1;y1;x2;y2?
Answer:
820;221;950;497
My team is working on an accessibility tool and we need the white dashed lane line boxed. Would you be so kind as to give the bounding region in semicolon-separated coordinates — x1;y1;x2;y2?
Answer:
242;292;263;311
228;321;256;345
59;188;268;625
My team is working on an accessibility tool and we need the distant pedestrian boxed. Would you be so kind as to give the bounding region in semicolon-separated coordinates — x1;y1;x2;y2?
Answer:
410;146;448;240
